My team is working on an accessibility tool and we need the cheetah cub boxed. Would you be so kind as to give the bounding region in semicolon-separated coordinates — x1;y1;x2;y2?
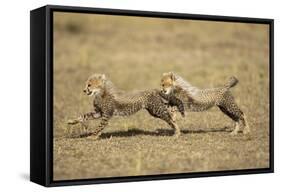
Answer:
160;72;250;135
68;74;185;139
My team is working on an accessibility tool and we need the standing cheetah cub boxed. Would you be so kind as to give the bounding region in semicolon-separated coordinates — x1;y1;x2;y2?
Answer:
160;72;250;135
68;74;185;139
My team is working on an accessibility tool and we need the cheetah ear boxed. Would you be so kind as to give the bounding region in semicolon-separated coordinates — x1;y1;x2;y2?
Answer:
169;72;176;81
162;72;168;76
162;72;174;76
100;74;106;80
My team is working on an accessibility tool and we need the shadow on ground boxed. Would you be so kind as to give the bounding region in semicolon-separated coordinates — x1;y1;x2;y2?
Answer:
67;127;232;139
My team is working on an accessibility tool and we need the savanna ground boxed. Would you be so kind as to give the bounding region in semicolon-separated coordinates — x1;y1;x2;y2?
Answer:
53;12;270;181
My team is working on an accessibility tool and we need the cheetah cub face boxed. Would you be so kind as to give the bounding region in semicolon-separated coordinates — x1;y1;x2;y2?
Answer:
161;72;176;94
83;74;106;97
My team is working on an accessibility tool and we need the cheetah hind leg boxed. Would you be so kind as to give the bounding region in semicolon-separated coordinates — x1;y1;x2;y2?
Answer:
231;116;250;135
233;113;250;135
218;104;243;135
146;106;180;137
164;114;181;137
230;122;240;135
241;114;250;134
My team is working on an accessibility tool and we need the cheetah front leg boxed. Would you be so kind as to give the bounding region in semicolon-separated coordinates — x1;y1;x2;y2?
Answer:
168;107;177;122
159;92;185;118
170;119;181;137
162;111;181;137
66;111;101;136
88;115;111;139
67;111;101;125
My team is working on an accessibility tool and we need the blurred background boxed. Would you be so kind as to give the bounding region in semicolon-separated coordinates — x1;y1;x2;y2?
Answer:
53;12;269;180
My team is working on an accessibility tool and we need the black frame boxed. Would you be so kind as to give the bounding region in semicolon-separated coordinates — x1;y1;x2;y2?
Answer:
30;4;274;187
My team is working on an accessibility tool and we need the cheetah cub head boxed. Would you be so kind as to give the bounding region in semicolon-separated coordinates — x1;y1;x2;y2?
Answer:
83;74;106;97
161;72;176;94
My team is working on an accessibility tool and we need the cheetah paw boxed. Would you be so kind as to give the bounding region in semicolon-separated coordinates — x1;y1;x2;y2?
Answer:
174;130;181;138
181;111;187;118
230;131;238;136
67;119;80;125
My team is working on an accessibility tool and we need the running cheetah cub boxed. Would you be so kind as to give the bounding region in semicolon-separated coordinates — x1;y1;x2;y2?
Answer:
160;72;250;135
68;74;185;139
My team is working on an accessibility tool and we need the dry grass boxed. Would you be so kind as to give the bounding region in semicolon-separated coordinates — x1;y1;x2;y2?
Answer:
53;12;270;181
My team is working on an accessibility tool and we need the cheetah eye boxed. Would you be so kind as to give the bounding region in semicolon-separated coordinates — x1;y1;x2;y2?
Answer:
88;84;91;87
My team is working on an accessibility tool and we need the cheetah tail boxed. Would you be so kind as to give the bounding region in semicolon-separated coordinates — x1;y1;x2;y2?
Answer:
224;76;239;89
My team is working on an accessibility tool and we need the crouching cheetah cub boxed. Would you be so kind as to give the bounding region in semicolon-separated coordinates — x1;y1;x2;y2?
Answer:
68;74;185;139
160;72;250;135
